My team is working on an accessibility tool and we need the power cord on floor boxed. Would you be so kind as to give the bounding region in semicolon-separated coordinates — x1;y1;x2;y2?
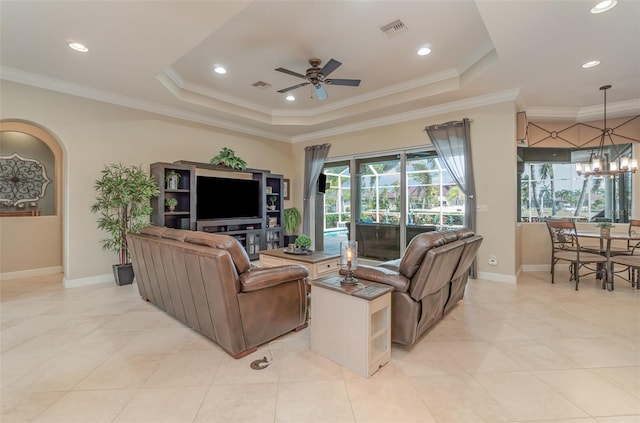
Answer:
250;340;278;370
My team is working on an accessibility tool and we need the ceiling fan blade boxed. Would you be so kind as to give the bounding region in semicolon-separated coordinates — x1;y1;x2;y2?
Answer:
314;84;328;100
277;82;309;93
275;67;307;79
327;78;361;87
320;59;341;77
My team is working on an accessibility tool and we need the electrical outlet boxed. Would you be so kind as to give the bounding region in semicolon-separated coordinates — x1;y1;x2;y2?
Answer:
488;255;498;266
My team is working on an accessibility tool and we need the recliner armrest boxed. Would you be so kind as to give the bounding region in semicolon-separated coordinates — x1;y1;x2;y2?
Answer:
240;265;309;292
350;265;410;292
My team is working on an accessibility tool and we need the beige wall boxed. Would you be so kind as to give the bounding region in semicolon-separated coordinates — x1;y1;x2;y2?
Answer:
0;81;295;284
292;101;519;282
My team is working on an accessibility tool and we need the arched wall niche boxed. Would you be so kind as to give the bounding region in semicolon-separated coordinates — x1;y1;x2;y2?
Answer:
0;120;64;279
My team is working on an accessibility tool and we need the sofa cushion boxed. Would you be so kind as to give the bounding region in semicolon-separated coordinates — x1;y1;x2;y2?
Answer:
185;232;251;274
161;228;191;242
452;227;475;240
399;232;446;278
141;226;168;238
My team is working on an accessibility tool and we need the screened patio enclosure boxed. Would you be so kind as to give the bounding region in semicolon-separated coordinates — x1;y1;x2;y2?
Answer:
323;150;466;260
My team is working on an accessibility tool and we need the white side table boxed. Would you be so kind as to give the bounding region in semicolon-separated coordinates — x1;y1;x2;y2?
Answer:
310;276;392;378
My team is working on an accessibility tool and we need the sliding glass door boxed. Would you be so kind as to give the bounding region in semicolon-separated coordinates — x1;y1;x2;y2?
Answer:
323;149;465;261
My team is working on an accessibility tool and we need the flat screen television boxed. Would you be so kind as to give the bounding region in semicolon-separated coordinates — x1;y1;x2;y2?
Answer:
196;176;260;220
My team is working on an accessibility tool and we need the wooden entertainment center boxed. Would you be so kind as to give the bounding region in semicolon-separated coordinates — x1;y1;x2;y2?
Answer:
150;161;284;260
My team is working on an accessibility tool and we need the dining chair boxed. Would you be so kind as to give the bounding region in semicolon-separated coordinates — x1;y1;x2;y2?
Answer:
610;224;640;289
546;219;608;290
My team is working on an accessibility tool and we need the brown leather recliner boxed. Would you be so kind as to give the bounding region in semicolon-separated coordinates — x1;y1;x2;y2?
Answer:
348;229;482;346
128;226;309;358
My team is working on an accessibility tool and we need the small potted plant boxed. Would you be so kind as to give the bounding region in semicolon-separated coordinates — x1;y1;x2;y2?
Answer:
210;147;248;170
165;170;181;190
283;207;301;245
91;163;160;285
596;221;614;238
165;197;178;212
294;234;312;251
268;195;277;210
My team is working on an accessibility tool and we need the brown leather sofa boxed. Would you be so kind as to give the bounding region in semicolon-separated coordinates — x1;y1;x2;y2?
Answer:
347;229;482;346
128;226;309;358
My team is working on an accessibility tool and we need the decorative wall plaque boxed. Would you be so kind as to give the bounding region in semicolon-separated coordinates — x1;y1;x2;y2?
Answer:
0;152;52;206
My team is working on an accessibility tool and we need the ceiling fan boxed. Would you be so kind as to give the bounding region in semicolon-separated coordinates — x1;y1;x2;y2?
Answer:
275;58;361;100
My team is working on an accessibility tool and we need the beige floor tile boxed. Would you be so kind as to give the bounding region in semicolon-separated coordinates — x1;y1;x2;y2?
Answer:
346;376;437;423
32;389;136;423
541;338;637;368
534;369;640;416
194;382;277;423
595;416;640;422
494;339;581;370
8;353;109;392
591;367;640;398
391;341;468;377
144;350;223;387
74;352;165;390
0;353;52;389
278;348;344;382
116;328;194;355
275;380;354;423
212;349;281;385
113;386;208;423
101;310;185;331
411;373;513;422
440;340;525;373
474;371;588;420
0;391;65;423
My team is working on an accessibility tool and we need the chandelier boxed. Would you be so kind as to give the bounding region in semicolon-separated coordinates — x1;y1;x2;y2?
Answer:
575;85;638;176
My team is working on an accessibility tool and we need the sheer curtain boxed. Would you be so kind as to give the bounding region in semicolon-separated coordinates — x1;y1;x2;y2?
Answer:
425;118;477;276
303;143;331;236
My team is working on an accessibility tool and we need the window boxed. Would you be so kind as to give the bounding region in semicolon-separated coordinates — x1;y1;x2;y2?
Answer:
518;145;633;222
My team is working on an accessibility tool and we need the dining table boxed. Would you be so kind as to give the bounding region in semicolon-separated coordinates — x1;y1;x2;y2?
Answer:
575;229;640;291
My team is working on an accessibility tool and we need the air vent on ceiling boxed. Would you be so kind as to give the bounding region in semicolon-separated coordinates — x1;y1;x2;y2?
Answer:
380;19;407;37
252;81;271;89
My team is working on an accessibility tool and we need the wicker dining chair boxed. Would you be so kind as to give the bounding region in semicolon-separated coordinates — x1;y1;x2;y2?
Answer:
546;219;608;290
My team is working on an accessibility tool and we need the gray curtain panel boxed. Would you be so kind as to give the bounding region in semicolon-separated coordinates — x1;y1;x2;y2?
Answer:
303;143;331;236
425;118;477;277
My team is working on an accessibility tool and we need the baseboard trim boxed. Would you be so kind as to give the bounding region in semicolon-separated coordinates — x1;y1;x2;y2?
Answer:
0;266;63;281
63;273;113;288
477;271;517;284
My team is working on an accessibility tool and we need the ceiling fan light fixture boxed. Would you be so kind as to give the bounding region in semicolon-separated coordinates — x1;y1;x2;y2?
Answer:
591;0;617;14
285;94;295;101
213;65;227;74
68;42;88;53
417;46;431;56
582;60;600;68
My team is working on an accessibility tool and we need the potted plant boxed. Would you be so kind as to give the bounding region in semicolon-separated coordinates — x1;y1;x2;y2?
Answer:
283;207;301;245
268;195;277;210
210;147;248;170
294;234;312;251
165;170;181;190
165;197;178;212
91;163;160;285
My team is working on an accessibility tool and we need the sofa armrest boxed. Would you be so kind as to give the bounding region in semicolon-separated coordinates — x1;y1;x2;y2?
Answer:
240;265;309;292
350;264;410;292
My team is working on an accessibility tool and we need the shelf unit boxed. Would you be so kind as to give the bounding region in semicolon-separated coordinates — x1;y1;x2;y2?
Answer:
151;161;284;258
197;218;263;259
264;173;284;251
150;162;196;230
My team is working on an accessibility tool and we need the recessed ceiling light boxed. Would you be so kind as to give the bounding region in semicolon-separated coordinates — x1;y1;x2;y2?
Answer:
582;60;601;68
591;0;617;14
213;65;227;74
417;46;431;56
286;94;295;101
68;42;88;53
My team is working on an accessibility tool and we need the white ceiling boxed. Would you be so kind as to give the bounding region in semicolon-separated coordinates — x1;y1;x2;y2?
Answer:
1;1;639;143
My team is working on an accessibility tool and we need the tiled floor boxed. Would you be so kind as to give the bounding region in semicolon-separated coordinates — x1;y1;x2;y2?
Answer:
1;270;639;422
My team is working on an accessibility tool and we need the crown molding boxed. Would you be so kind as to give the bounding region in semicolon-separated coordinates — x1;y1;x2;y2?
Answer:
526;98;640;122
291;88;521;143
1;66;290;142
